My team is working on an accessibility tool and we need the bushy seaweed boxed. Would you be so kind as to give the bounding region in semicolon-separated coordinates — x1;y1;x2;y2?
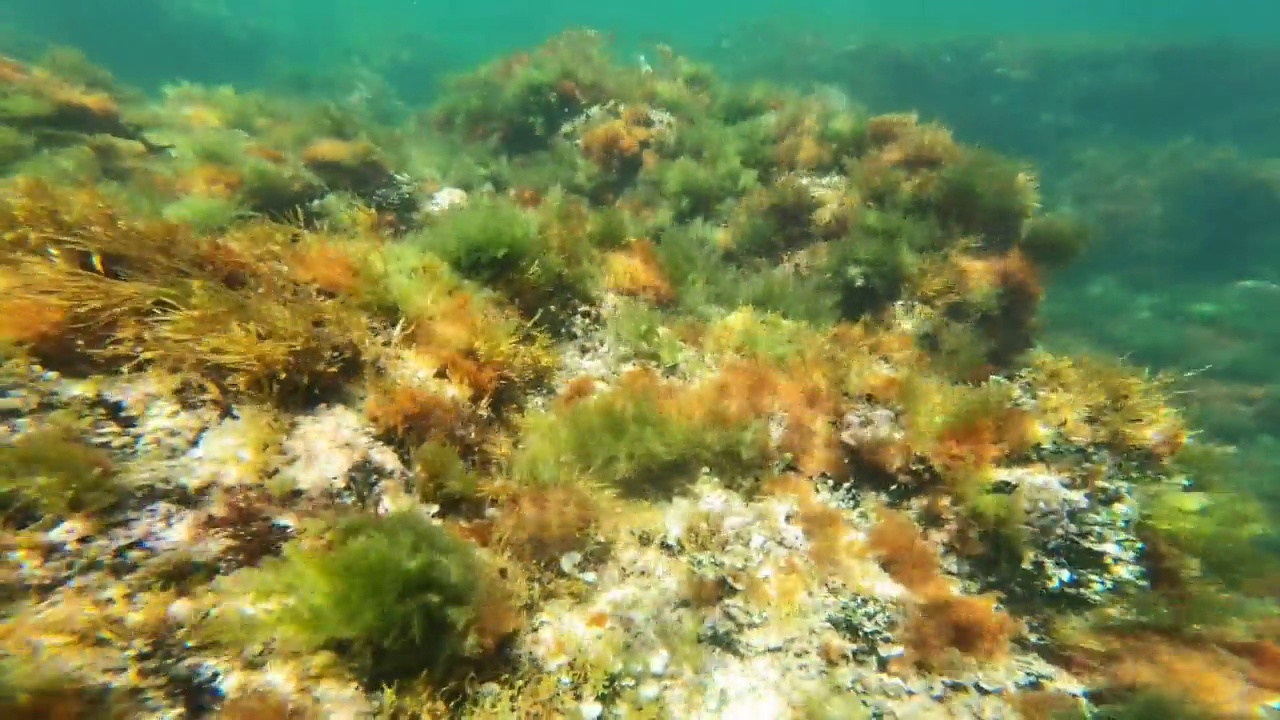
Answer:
511;369;770;497
1019;213;1092;269
1093;692;1214;720
0;426;122;527
0;659;114;719
924;148;1038;249
216;511;514;686
654;223;841;324
0;180;371;404
412;196;594;330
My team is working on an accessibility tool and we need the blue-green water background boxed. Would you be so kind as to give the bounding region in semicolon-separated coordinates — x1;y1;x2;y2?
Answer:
5;1;1280;503
7;0;1280;87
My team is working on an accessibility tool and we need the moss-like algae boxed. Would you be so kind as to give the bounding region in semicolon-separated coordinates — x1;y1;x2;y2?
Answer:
511;369;770;498
215;511;516;687
412;196;594;330
0;426;121;527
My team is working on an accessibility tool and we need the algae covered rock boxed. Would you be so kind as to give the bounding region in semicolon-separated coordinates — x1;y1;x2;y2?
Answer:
301;136;420;223
0;29;1274;720
0;55;163;151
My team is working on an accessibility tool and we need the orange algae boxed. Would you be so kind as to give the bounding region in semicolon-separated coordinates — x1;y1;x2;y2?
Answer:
284;239;370;297
906;593;1021;669
0;295;68;349
1025;350;1187;458
868;509;1019;668
1097;634;1273;716
490;484;601;565
556;375;599;408
580;118;652;172
0;178;369;400
602;238;675;304
365;383;475;449
867;509;950;598
927;403;1037;482
762;475;858;576
175;163;244;199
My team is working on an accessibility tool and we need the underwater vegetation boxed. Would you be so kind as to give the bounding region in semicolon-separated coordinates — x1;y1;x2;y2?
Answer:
706;27;1280;500
0;29;1277;719
212;511;519;687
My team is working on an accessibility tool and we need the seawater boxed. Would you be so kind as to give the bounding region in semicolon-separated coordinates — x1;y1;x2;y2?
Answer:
9;0;1280;87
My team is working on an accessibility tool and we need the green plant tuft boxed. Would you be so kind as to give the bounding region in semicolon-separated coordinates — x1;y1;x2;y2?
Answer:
511;372;769;497
217;511;501;686
1020;213;1091;269
1140;486;1273;593
655;223;839;324
927;149;1036;248
412;439;482;505
0;427;121;526
824;209;939;320
1093;690;1214;720
414;197;594;329
0;658;113;718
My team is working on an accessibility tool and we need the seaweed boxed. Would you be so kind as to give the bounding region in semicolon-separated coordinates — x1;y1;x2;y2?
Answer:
510;368;770;497
654;222;840;324
0;29;1271;719
1131;484;1278;633
215;693;314;720
0;426;122;527
825;214;921;319
1019;213;1092;269
411;196;595;330
0;179;370;404
1093;692;1214;720
906;593;1021;670
601;237;675;304
432;31;624;155
215;511;518;686
898;376;1037;500
1024;350;1187;460
924;148;1039;250
649;153;755;221
724;176;819;260
410;439;482;506
0;659;118;720
867;509;1021;668
489;483;602;567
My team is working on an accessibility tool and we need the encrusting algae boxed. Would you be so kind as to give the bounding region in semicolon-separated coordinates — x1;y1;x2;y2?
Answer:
0;30;1276;719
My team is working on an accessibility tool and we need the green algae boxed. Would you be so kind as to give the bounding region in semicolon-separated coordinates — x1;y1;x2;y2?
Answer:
511;373;770;498
0;659;116;719
411;439;482;505
1094;691;1215;720
215;511;508;687
411;195;596;332
0;426;121;527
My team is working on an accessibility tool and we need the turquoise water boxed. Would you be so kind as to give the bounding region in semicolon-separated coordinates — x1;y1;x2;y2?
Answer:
8;1;1280;88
